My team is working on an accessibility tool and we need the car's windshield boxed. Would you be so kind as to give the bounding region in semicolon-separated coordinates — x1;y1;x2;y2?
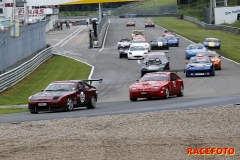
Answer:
132;40;146;43
146;20;153;23
130;46;145;51
128;20;134;23
189;58;211;63
198;52;217;57
45;83;76;91
205;39;219;43
120;39;130;42
145;55;167;61
141;76;168;82
188;45;204;50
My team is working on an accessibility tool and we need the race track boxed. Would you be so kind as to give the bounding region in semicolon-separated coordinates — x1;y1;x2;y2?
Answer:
0;18;240;123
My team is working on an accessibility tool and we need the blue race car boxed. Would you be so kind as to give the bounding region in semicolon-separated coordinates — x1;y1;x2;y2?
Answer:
164;35;179;47
203;38;221;49
185;43;208;59
185;56;215;77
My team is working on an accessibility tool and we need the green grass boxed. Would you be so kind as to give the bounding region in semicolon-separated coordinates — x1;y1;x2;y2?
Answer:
138;0;176;7
0;55;91;106
153;17;240;63
0;108;28;115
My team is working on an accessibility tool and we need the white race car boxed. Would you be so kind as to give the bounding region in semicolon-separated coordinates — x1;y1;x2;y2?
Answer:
117;38;131;50
131;39;150;52
127;45;148;60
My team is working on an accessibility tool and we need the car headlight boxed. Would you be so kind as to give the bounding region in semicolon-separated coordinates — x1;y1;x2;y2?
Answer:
131;87;136;90
53;96;60;100
28;96;34;101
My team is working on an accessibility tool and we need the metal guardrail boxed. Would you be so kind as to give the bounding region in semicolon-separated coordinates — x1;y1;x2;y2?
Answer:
0;45;52;93
97;15;108;48
184;16;240;35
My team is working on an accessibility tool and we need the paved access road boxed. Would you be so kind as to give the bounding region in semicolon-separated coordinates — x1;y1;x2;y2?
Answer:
0;18;240;123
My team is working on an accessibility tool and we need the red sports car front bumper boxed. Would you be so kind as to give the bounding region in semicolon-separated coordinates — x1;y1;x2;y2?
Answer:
129;89;165;99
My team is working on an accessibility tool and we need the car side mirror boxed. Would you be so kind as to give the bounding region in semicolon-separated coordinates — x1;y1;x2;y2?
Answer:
168;57;170;59
136;80;139;82
185;61;188;64
42;89;44;92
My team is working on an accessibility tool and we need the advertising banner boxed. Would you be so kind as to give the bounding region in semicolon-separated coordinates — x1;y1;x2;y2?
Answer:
214;6;240;24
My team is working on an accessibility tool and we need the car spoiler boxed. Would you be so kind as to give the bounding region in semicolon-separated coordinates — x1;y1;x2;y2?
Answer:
82;79;103;84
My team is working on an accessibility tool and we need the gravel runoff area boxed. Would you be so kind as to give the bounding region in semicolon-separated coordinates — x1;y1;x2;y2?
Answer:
0;105;239;160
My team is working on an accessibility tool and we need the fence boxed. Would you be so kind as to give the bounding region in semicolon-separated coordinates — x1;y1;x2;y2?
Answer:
0;45;52;93
0;21;48;73
183;16;240;34
96;15;108;48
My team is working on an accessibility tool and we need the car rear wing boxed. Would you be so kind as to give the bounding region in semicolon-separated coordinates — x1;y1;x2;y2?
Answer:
82;79;103;85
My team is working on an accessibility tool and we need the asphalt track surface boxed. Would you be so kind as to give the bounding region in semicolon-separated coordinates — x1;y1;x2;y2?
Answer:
0;18;240;123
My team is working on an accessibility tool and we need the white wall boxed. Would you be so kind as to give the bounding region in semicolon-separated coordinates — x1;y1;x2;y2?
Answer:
45;14;58;32
214;6;240;24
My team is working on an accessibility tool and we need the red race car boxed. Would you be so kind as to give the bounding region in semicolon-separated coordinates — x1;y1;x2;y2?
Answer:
145;19;155;28
129;72;184;101
126;19;136;27
28;79;102;114
162;30;176;37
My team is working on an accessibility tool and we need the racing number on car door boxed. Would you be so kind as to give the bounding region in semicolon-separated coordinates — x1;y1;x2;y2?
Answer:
170;74;177;94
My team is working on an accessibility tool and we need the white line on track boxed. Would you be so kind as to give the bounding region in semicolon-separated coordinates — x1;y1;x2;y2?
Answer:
137;60;141;64
60;26;86;47
53;26;85;47
99;19;111;52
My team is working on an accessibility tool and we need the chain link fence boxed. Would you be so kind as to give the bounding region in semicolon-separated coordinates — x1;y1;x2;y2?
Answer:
0;21;48;74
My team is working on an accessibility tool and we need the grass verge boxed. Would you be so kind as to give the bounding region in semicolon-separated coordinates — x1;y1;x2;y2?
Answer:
0;108;28;115
153;17;240;63
137;0;176;7
0;55;91;106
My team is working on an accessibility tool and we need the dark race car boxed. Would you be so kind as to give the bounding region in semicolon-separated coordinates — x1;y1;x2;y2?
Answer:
129;72;184;101
185;56;215;77
164;35;179;47
117;38;131;49
28;79;102;114
126;19;136;27
150;37;169;50
145;19;155;28
141;52;170;77
203;38;221;49
119;46;130;58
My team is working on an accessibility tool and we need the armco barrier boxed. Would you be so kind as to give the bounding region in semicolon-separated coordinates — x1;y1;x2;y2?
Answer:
184;16;240;35
0;45;52;93
96;15;109;48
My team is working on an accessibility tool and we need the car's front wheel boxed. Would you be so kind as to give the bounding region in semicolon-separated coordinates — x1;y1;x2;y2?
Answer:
164;87;169;99
87;96;96;109
130;98;137;101
177;85;184;97
30;111;38;114
66;98;74;111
